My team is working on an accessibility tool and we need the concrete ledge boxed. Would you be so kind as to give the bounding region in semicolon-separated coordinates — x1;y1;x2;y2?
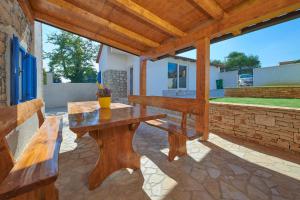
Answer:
225;87;300;98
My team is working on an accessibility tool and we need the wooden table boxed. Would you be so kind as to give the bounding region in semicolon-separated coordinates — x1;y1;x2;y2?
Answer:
68;101;166;190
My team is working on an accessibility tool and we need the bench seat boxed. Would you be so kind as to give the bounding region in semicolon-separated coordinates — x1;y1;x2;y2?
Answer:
145;119;202;140
145;119;202;161
0;99;63;200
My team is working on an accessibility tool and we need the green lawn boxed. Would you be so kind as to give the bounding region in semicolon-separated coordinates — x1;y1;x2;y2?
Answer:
210;97;300;108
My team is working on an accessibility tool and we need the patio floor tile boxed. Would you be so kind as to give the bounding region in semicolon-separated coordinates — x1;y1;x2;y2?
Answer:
47;110;300;200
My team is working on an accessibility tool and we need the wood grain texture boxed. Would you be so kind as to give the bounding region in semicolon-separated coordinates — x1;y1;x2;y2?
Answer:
0;117;63;200
139;59;147;96
145;119;202;141
128;95;203;115
0;99;44;140
47;0;159;47
0;139;15;184
34;12;142;56
68;101;165;190
110;0;186;37
192;0;225;20
196;38;210;141
143;0;300;58
88;123;140;189
168;132;187;161
68;102;166;134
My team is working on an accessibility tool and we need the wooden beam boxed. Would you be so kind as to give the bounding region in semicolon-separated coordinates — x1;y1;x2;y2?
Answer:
17;0;34;23
192;0;225;20
47;0;160;47
196;37;210;141
139;59;147;96
110;0;186;37
143;0;300;59
35;12;141;56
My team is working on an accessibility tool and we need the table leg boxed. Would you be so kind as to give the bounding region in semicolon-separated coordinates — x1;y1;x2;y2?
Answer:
88;123;140;190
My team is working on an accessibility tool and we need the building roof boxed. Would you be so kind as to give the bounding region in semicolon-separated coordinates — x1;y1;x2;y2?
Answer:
25;0;300;60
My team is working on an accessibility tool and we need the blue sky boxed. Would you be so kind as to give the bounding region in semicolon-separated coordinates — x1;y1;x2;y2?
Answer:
43;17;300;69
179;18;300;67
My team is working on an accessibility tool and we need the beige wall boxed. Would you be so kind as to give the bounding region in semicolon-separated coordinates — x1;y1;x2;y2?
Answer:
44;76;97;108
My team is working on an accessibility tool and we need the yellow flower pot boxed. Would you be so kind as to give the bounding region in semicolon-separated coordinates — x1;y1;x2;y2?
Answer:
98;97;111;108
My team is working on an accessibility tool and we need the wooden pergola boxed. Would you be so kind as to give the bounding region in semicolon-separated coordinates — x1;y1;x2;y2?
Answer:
18;0;300;140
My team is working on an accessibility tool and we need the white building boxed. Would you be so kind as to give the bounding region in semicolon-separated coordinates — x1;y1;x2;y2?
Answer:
97;45;221;98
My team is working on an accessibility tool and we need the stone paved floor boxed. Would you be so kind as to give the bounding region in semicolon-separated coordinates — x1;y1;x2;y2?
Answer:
47;109;300;200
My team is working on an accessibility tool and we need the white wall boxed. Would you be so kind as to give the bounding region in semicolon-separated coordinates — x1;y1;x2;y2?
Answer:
253;64;300;86
220;70;239;88
44;81;97;108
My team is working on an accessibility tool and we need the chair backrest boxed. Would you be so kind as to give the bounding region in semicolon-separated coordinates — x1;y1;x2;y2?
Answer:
128;95;202;115
0;99;44;183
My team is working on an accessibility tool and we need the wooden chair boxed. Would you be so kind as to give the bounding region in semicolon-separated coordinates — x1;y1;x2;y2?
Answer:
128;95;203;161
0;99;63;200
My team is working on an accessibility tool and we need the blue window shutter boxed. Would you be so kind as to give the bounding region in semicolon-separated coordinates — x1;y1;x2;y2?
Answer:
21;50;27;102
32;55;37;99
10;35;19;105
97;71;101;83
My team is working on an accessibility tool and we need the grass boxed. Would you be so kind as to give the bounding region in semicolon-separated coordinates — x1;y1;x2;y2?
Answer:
210;97;300;108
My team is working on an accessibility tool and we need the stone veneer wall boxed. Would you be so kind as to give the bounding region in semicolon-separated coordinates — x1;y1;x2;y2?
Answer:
122;96;300;154
103;70;127;99
1;0;35;159
210;102;300;153
0;0;33;106
225;87;300;98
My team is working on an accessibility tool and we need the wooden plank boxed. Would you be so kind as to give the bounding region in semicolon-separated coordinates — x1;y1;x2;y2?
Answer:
139;59;147;96
0;99;44;140
17;0;35;23
0;139;15;184
0;117;63;200
35;12;141;56
110;0;186;37
68;102;166;133
143;0;300;58
192;0;225;20
128;95;203;115
145;119;202;141
47;0;160;47
196;38;210;141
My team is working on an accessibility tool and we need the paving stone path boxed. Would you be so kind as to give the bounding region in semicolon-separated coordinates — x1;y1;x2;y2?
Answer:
48;110;300;200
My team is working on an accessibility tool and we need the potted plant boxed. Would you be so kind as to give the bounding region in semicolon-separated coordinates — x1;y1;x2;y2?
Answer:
96;82;111;108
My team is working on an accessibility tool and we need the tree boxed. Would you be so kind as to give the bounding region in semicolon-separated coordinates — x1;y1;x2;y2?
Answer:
225;52;261;71
44;31;99;83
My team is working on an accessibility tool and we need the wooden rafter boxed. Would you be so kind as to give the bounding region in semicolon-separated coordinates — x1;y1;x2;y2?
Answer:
192;0;225;20
110;0;186;37
143;0;300;59
17;0;34;23
47;0;160;48
35;12;142;56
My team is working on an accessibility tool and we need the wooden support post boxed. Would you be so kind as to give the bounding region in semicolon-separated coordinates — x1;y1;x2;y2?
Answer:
140;59;147;96
196;37;210;141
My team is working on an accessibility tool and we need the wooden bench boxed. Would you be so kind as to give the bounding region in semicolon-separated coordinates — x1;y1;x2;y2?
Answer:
0;99;63;200
128;95;203;161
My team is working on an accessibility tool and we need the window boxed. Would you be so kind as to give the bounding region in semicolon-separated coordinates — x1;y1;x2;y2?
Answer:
10;35;37;105
168;63;177;89
168;63;187;89
179;65;187;88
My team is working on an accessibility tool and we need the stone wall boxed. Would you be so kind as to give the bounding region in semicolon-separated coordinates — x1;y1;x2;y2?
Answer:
225;87;300;98
103;70;127;99
1;0;36;159
0;0;33;105
209;102;300;153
